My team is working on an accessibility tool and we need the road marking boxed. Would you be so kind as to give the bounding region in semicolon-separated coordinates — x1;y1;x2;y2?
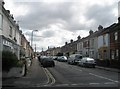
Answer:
55;84;69;86
71;84;78;85
89;73;119;83
43;68;56;85
21;77;30;78
42;68;49;84
43;84;51;86
104;82;115;84
89;83;100;85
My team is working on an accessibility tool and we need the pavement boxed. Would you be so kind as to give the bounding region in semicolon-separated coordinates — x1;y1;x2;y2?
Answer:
2;66;25;79
2;57;119;88
2;60;119;79
95;66;119;73
2;57;48;87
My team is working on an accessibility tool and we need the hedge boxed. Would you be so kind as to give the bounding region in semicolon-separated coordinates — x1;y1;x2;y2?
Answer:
2;50;19;71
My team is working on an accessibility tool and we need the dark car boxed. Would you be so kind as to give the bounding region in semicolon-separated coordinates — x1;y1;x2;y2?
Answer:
38;56;46;63
41;57;55;67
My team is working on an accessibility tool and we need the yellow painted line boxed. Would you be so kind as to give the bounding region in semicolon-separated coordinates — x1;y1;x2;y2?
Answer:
42;68;56;85
42;67;50;84
44;68;56;85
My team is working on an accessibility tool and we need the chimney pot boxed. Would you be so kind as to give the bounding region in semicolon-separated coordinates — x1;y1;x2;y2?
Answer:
118;17;120;23
89;30;93;35
77;35;81;40
70;39;73;43
65;42;68;45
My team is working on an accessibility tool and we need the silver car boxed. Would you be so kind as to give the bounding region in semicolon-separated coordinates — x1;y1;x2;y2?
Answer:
78;57;96;68
57;56;67;62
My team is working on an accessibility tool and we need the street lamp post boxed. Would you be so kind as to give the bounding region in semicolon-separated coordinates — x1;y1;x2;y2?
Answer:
31;30;38;47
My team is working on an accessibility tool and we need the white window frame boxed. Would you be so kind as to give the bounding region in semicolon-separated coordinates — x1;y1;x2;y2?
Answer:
115;32;118;40
116;49;119;57
0;13;3;30
111;50;115;59
9;26;12;37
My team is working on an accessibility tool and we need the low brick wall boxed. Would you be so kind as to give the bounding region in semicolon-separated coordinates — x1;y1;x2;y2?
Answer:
95;59;119;69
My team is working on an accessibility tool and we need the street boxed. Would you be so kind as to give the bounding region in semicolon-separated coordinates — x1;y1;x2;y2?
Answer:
48;61;119;87
2;58;120;88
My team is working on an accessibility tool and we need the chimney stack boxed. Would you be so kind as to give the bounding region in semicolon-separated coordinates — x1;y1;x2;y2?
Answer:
118;17;120;23
98;25;103;30
70;39;73;43
89;30;93;35
6;10;10;14
77;35;81;40
65;42;68;45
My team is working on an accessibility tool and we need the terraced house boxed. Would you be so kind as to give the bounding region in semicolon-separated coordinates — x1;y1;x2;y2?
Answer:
0;1;33;60
77;29;100;59
61;38;78;57
109;18;120;68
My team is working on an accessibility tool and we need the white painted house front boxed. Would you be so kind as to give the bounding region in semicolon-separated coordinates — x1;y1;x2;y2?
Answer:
1;3;21;59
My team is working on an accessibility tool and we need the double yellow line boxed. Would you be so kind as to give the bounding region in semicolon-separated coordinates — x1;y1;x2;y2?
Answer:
43;68;56;86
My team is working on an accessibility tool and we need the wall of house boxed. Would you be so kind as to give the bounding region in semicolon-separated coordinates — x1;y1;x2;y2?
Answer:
0;10;2;35
1;7;21;59
89;37;98;59
77;41;83;55
98;34;109;48
98;33;109;60
2;13;12;40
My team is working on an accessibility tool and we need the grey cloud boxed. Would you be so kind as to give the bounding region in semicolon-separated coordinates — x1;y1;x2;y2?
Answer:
33;37;43;42
36;46;47;51
84;3;117;29
15;1;118;34
42;30;55;38
16;2;75;31
25;31;31;36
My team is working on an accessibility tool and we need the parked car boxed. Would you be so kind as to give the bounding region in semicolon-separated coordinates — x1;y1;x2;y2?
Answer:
38;56;46;63
57;56;67;62
78;57;96;68
67;54;82;65
52;56;58;60
41;57;55;67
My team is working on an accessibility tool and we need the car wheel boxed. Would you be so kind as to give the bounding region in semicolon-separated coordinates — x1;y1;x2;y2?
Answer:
83;63;86;67
92;65;95;68
53;65;55;67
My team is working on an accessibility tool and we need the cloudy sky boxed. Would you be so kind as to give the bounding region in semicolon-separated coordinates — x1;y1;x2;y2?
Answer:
4;0;119;52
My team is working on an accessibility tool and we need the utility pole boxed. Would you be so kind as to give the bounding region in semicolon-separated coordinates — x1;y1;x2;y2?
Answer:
34;44;36;57
31;30;38;47
35;44;36;53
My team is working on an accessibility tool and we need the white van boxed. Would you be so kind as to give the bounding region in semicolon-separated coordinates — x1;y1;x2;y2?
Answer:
67;54;82;65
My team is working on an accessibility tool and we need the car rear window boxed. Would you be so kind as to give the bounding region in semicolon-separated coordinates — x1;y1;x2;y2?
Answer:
75;55;82;59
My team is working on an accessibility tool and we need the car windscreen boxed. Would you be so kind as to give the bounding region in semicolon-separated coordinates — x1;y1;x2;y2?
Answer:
75;55;82;59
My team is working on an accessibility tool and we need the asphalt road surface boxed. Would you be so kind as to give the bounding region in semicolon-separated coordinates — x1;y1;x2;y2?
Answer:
47;61;119;87
2;58;120;88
